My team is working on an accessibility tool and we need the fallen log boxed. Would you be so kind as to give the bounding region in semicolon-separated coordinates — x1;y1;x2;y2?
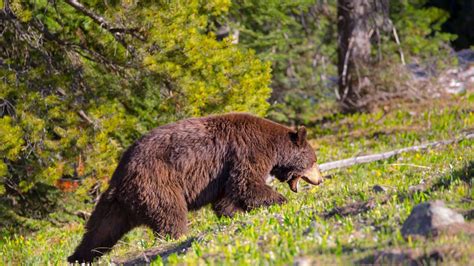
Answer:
319;133;473;172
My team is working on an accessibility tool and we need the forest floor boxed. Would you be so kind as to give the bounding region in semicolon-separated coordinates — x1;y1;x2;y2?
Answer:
1;93;473;265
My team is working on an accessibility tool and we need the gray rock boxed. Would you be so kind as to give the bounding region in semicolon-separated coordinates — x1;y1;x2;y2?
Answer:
456;49;474;67
372;185;387;193
293;257;312;266
373;249;419;266
303;221;322;239
273;214;284;225
401;200;465;238
408;183;426;193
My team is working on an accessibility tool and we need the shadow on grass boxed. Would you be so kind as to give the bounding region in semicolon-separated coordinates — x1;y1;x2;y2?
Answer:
113;236;202;265
428;160;473;192
322;195;391;219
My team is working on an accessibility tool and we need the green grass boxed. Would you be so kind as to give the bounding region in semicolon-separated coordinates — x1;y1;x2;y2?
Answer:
1;95;473;265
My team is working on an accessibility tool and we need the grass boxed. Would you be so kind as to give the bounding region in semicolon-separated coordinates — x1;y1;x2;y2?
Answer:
1;94;473;265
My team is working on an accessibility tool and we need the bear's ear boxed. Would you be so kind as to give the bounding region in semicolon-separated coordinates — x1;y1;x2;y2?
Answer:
290;126;307;147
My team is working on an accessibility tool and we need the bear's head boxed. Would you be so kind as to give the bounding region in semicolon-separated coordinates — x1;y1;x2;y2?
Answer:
271;126;323;192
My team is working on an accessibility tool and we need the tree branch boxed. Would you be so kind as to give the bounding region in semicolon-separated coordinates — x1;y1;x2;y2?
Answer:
392;26;406;65
28;17;126;72
64;0;110;30
64;0;143;54
78;110;100;129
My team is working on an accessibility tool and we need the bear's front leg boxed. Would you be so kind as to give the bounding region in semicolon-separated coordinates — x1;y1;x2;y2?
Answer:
240;183;287;210
228;161;287;212
138;190;188;239
212;195;244;218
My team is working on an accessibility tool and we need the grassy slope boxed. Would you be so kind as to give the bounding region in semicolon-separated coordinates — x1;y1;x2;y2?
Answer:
1;94;473;265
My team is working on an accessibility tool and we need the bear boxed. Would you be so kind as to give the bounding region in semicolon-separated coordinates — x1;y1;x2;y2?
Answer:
68;113;323;263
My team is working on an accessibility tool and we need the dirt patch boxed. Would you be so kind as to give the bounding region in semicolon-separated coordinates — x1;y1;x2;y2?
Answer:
323;195;391;219
437;222;474;237
357;245;470;265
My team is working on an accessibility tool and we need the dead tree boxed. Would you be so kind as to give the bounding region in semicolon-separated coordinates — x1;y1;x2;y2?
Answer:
337;0;391;112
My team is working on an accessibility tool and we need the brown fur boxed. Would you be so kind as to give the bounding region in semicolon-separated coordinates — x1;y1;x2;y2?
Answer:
68;113;316;263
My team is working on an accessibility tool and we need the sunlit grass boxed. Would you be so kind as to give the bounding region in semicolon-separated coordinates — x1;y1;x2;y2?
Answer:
1;94;473;264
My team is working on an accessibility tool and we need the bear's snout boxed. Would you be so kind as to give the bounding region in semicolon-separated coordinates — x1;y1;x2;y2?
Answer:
287;164;324;192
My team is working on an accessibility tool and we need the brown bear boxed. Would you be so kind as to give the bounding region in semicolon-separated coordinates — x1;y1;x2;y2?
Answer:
68;113;323;263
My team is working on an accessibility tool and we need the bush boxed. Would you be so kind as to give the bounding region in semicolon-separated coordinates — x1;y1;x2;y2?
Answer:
0;0;271;206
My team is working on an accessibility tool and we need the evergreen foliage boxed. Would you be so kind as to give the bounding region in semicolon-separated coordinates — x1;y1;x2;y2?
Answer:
0;0;271;201
389;0;456;64
229;0;338;123
231;0;456;121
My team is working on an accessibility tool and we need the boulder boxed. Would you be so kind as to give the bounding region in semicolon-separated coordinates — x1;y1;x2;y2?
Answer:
401;200;465;238
372;185;387;193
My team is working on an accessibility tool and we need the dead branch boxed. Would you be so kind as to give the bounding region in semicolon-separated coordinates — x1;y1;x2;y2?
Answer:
64;0;142;54
77;110;99;129
341;37;354;89
392;26;405;65
319;133;474;172
64;0;110;31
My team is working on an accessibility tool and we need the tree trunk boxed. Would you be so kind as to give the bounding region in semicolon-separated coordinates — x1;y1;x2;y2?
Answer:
337;0;372;112
337;0;390;112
